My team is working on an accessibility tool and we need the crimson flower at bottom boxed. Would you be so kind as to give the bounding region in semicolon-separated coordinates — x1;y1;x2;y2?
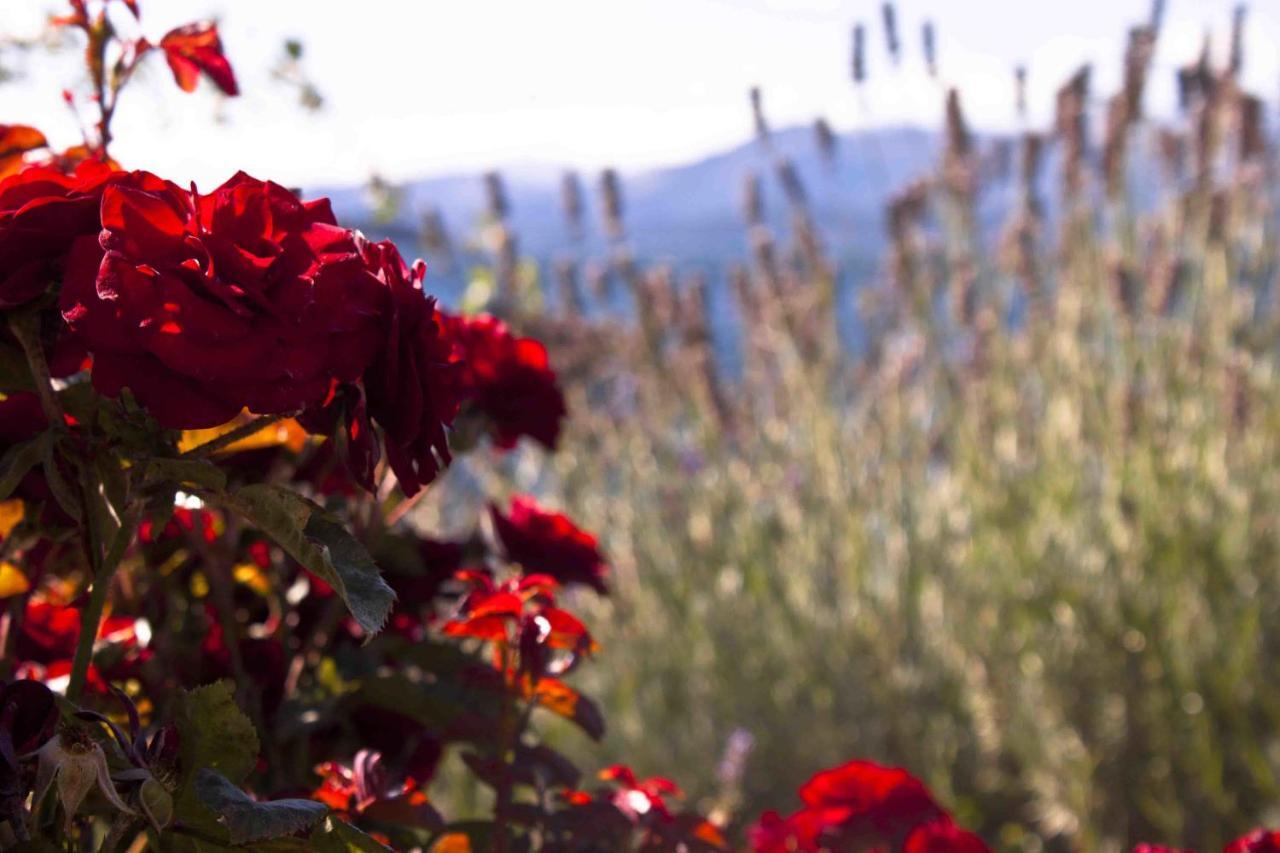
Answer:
751;759;987;853
1228;830;1280;853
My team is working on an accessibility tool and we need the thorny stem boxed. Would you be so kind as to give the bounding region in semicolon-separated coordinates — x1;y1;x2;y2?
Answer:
67;505;139;702
181;413;290;458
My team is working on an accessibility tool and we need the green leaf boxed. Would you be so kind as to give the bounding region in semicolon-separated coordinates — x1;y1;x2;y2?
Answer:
194;769;328;845
95;452;130;519
39;436;81;522
0;433;45;501
142;457;228;492
216;484;395;635
174;680;260;833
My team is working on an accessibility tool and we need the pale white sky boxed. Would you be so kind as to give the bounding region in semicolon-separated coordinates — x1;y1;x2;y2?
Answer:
5;0;1278;187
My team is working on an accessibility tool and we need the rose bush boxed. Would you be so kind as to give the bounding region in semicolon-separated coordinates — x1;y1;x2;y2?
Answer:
1;1;1278;851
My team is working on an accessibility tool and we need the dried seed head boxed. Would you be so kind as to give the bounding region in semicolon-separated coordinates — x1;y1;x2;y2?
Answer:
1055;65;1091;197
1229;4;1247;77
1015;65;1028;119
773;157;808;209
599;168;624;239
1108;255;1142;319
1102;94;1132;198
560;170;583;231
1019;132;1045;203
814;117;837;162
1149;0;1166;32
1237;92;1267;162
881;2;900;65
554;258;583;317
1122;26;1156;118
943;88;975;198
1156;128;1186;183
852;24;866;85
1177;31;1216;111
741;172;764;226
483;171;508;221
945;88;972;160
922;21;937;78
750;86;769;140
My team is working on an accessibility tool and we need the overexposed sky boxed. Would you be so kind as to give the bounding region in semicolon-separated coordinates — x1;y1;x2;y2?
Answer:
4;0;1278;187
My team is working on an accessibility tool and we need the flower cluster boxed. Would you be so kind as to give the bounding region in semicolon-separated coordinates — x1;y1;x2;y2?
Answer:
750;760;985;853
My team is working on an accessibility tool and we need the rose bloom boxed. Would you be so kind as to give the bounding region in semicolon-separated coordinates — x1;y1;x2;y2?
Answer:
490;495;608;594
442;312;566;451
61;171;387;428
1228;830;1280;853
357;238;458;495
751;759;960;853
0;160;115;308
904;819;990;853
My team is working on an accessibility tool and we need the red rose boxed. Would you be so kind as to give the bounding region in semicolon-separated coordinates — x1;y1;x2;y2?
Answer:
749;808;832;853
798;759;946;844
442;312;566;451
489;495;608;594
905;818;990;853
1229;830;1280;853
0;160;114;308
357;239;459;496
61;171;387;428
752;760;956;852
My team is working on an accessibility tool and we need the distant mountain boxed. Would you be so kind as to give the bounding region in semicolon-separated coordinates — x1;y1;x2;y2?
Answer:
311;125;953;291
314;122;1187;363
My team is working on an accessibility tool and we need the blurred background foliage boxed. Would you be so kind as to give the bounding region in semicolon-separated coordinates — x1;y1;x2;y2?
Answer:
408;4;1280;850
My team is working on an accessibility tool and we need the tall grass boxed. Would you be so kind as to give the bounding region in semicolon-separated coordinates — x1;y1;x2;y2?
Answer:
422;8;1280;850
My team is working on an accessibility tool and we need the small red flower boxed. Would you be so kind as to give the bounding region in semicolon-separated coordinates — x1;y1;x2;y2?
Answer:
905;818;990;852
599;764;682;822
12;596;146;695
751;759;963;852
489;495;608;594
798;759;945;842
311;749;440;831
442;312;566;451
1228;830;1280;853
159;21;239;96
444;571;596;684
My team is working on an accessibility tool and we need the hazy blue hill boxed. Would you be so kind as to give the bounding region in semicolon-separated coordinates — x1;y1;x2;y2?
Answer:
311;125;946;281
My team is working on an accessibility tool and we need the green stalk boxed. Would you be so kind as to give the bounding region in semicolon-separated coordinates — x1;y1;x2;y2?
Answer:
67;506;139;702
